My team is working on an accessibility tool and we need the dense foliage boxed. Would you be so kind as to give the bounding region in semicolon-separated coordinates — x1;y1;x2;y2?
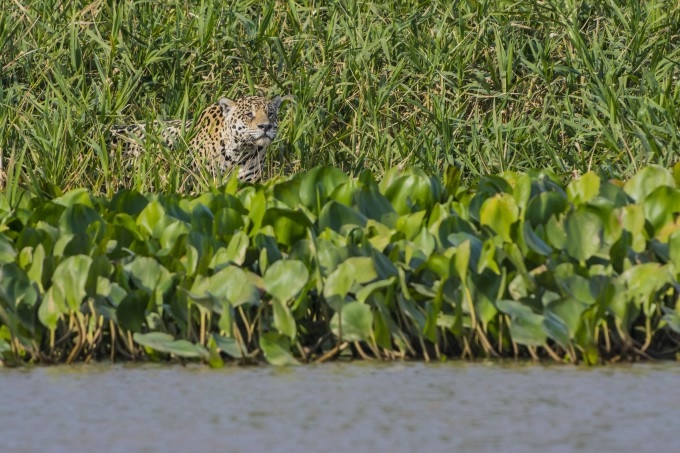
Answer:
1;165;679;365
1;0;679;194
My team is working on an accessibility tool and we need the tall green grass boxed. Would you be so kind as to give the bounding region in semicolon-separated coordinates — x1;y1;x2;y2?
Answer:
1;0;679;195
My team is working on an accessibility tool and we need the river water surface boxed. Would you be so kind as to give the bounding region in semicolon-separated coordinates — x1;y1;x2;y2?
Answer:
1;362;678;452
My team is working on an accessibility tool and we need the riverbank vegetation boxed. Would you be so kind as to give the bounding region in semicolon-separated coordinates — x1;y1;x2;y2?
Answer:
1;165;679;365
1;1;679;365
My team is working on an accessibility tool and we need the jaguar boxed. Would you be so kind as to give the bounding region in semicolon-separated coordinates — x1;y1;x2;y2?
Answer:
109;94;292;183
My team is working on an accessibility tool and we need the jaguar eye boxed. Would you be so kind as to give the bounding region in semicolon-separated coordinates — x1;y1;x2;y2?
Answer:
246;111;255;119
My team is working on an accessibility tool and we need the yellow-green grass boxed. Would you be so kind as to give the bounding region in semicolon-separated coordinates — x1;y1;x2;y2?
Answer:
1;0;679;197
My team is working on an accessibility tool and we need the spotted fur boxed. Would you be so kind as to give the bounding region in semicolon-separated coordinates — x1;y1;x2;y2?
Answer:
109;95;292;183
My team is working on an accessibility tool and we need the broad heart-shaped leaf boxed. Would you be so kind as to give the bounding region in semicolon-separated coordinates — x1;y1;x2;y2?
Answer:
564;207;602;262
133;332;209;359
525;191;568;227
210;231;249;269
58;204;102;236
318;200;368;232
297;166;349;212
343;256;379;284
0;234;17;264
214;207;245;235
380;166;442;215
497;300;546;346
262;207;311;247
211;334;243;358
189;265;260;307
190;203;214;235
272;298;297;340
116;290;148;332
620;263;672;306
124;257;172;294
38;285;67;331
51;255;92;311
159;220;190;250
508;310;546;346
109;189;149;216
479;193;519;242
624;165;675;202
566;171;600;205
260;332;299;366
136;200;166;237
1;262;39;311
330;301;373;342
355;183;398;228
642;185;680;234
542;297;587;348
264;260;309;302
323;262;355;310
53;188;93;208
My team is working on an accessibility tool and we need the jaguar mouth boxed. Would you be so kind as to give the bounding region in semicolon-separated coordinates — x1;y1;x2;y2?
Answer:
254;135;273;146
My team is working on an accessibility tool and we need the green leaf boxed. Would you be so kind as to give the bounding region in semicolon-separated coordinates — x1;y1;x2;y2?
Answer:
264;260;309;302
330;301;373;342
523;222;552;256
133;332;209;359
355;184;398;227
508;310;546;346
0;234;17;264
272;298;297;340
136;200;166;237
38;285;66;331
323;262;354;310
212;334;243;358
380;167;442;215
159;220;189;250
670;230;680;271
497;300;546;346
189;265;260;307
355;277;396;303
124;257;172;294
214;207;245;235
525;191;568;227
319;200;367;232
117;290;148;332
620;263;672;306
453;240;470;280
298;166;349;212
53;188;93;208
662;306;680;334
260;332;299;366
109;190;149;216
566;172;600;205
642;186;680;233
262;208;311;246
52;255;92;311
479;193;519;242
624;165;675;202
58;204;102;236
542;298;587;348
344;257;378;284
565;208;602;262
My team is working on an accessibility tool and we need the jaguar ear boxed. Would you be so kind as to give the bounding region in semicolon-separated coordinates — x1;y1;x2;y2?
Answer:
271;95;295;111
218;97;235;116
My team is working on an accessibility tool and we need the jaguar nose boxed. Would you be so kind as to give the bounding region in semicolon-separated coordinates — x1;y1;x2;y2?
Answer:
258;123;272;133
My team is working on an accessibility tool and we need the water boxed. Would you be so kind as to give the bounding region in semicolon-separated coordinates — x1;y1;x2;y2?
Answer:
1;362;678;453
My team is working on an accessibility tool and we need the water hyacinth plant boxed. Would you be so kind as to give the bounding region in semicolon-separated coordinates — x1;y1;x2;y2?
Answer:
0;165;679;365
1;1;679;365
